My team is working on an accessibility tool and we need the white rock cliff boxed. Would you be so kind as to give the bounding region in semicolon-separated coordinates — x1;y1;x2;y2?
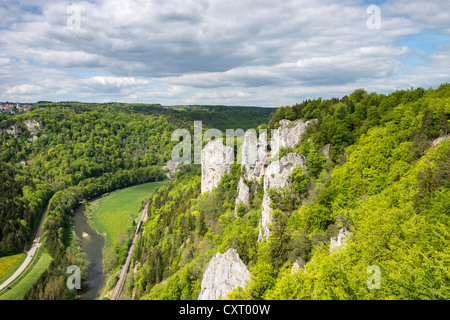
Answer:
258;152;306;241
329;227;350;252
241;129;267;181
201;139;234;193
234;177;250;217
24;120;43;141
270;119;313;156
163;159;189;179
198;248;250;300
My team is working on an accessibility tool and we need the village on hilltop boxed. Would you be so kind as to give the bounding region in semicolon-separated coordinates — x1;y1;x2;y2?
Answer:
0;103;33;114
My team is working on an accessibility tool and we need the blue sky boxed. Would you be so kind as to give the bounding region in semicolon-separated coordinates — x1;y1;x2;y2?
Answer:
1;0;449;106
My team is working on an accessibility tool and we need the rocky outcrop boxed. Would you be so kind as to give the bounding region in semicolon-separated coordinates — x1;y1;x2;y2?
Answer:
235;177;250;216
23;119;43;141
23;120;42;133
3;125;22;137
329;227;350;252
431;135;450;148
201;140;234;193
239;119;312;182
198;119;314;239
270;119;313;157
241;129;267;181
163;159;189;179
258;152;306;241
321;143;331;160
0;120;43;141
198;249;250;300
291;261;301;274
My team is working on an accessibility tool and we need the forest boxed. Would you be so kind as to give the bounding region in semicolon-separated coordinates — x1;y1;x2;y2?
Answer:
0;102;274;299
130;84;449;300
0;85;449;300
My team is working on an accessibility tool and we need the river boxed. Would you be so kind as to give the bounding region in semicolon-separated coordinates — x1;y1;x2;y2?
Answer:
72;203;105;300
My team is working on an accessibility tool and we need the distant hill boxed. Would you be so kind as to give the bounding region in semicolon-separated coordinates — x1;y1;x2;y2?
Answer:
126;104;277;131
34;102;276;132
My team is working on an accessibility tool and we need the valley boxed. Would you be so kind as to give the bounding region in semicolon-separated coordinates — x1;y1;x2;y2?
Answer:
0;86;449;301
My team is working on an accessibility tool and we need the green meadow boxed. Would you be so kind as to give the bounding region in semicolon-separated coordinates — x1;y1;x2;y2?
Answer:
87;181;169;248
0;247;52;300
0;253;26;286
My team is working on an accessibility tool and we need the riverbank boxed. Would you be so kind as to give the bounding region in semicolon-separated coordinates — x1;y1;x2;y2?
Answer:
79;181;169;300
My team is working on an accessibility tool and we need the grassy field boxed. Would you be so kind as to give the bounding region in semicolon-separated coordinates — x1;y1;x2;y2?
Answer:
0;247;52;300
0;253;26;286
87;181;169;248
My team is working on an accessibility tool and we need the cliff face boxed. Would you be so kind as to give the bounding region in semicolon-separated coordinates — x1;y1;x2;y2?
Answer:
271;119;313;156
201;139;234;193
241;129;267;181
23;119;42;133
235;177;250;217
197;119;313;297
164;159;189;179
198;248;250;300
0;120;43;140
329;227;350;252
24;120;43;141
199;119;313;240
1;125;22;137
258;152;306;241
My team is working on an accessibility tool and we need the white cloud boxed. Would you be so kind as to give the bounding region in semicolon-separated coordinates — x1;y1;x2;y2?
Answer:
86;76;150;87
6;84;42;95
0;0;449;105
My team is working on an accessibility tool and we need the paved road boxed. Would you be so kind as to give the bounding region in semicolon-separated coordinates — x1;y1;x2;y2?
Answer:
110;202;149;300
0;209;47;292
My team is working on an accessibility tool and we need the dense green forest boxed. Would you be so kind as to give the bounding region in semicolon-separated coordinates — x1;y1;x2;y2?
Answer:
35;102;276;132
129;84;449;300
0;105;180;299
1;86;448;300
0;163;52;256
0;103;273;299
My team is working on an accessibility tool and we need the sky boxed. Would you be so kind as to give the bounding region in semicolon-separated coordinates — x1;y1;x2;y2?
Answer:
1;0;450;107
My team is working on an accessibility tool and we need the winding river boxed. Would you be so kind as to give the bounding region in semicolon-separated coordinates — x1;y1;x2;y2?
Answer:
72;204;105;300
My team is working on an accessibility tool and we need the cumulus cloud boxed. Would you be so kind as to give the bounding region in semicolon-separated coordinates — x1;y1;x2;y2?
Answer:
0;0;449;105
6;84;43;95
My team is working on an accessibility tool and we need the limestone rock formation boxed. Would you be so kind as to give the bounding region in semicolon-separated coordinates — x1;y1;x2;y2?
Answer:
201;140;234;193
431;135;450;148
23;120;42;133
258;152;306;241
23;120;43;141
291;261;300;274
3;125;22;137
163;159;189;179
329;227;350;252
198;248;250;300
291;258;306;274
321;143;331;160
235;177;250;217
241;129;267;181
1;120;44;141
271;119;313;157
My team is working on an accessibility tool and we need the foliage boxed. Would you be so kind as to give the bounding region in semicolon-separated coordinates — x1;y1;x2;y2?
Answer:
2;84;450;300
0;163;53;256
134;84;450;301
0;247;52;300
